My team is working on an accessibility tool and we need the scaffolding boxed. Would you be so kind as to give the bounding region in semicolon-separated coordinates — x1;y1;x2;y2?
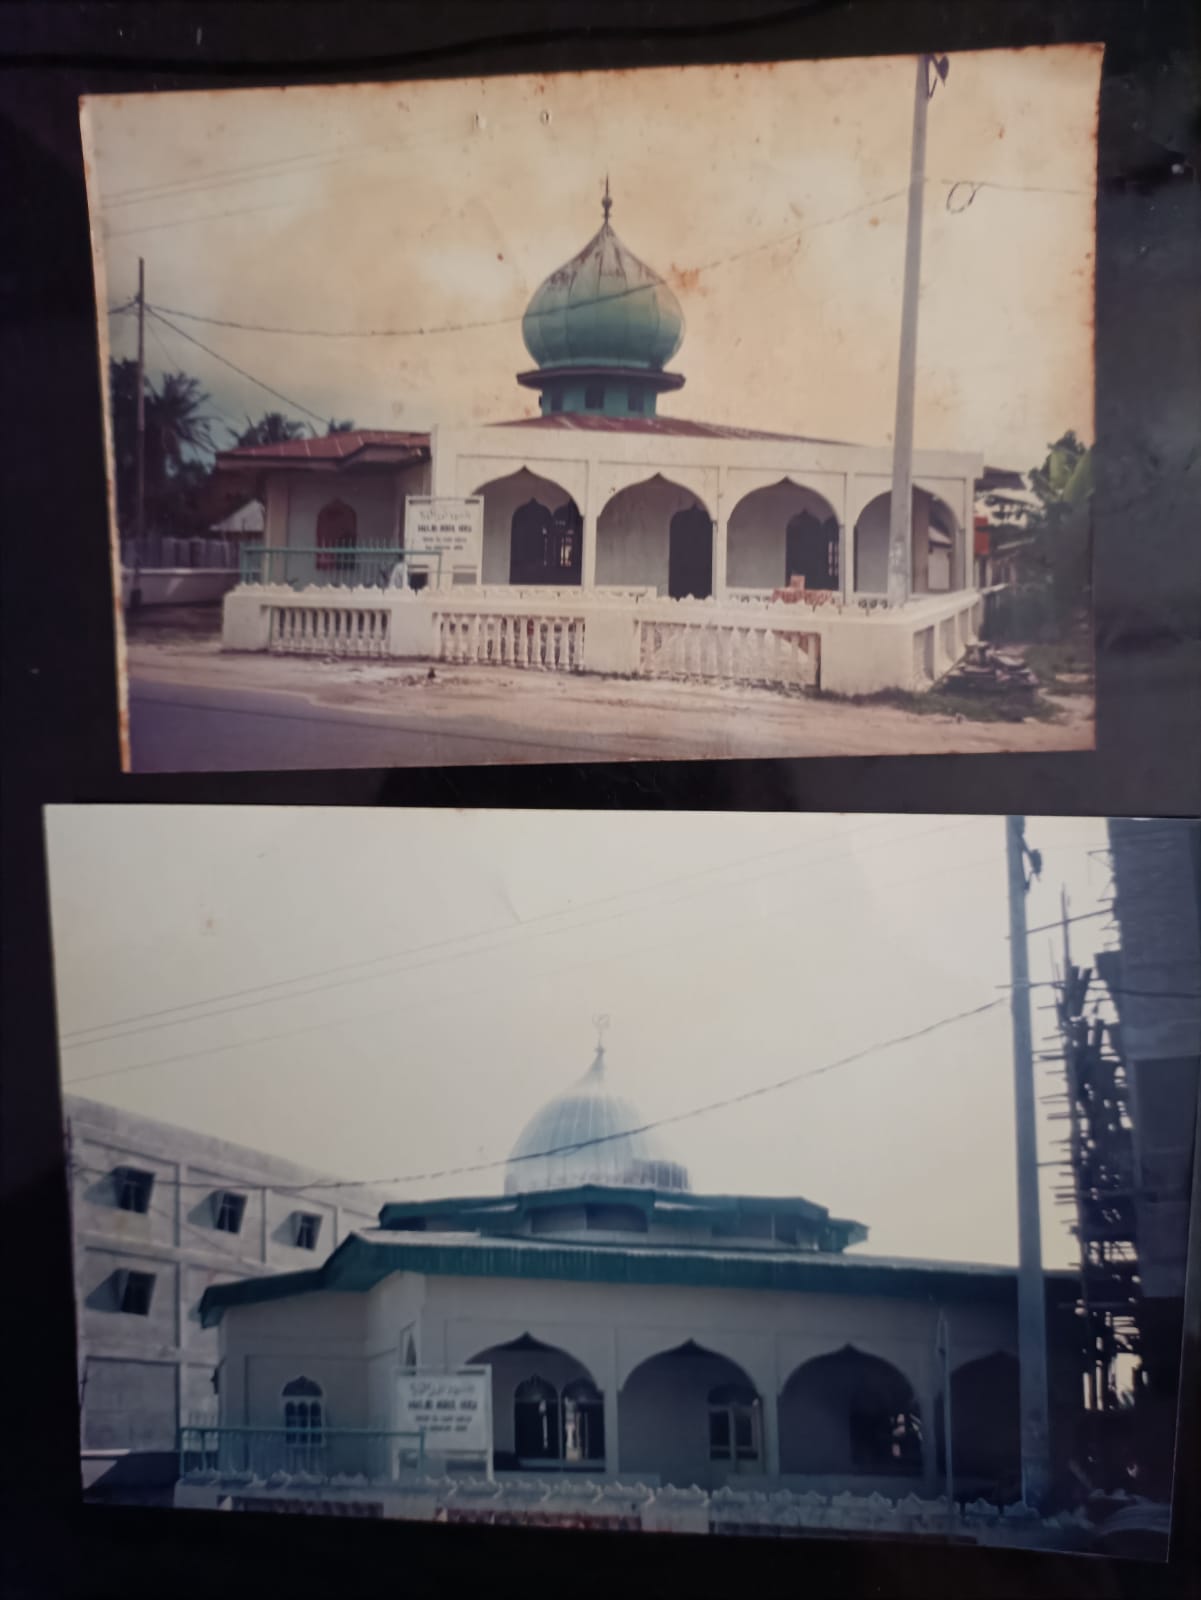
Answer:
1041;889;1141;1419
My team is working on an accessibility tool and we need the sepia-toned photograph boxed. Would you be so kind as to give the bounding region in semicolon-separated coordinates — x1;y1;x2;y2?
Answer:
82;47;1100;771
47;806;1198;1557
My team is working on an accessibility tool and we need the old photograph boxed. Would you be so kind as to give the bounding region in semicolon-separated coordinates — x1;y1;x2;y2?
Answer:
82;48;1100;771
47;806;1198;1556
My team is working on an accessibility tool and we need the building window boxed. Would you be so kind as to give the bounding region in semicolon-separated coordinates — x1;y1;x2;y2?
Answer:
293;1212;321;1251
584;384;604;411
627;385;645;414
212;1191;247;1234
708;1383;760;1462
116;1269;156;1316
561;1377;605;1463
315;500;358;576
282;1376;325;1467
549;390;564;413
514;1376;560;1461
115;1166;155;1214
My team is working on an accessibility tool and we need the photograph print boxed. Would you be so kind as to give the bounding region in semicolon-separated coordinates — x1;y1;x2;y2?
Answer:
82;46;1101;771
47;806;1199;1558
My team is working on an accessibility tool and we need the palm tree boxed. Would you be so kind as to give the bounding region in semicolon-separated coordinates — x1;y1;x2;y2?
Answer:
234;412;309;449
108;359;218;535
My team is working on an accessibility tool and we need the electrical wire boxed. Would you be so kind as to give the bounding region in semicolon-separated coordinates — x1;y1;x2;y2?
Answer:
146;308;329;426
65;993;1007;1194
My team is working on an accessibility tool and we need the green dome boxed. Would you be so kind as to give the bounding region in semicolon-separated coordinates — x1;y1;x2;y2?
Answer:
522;196;684;373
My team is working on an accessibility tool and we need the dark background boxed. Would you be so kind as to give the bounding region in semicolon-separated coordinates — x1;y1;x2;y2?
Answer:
2;3;1198;1596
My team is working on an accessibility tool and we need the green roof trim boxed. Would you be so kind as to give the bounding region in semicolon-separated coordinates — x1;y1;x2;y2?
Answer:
199;1228;1075;1329
376;1183;864;1248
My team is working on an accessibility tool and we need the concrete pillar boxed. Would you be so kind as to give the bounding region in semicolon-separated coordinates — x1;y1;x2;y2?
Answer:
712;513;729;600
841;475;855;602
911;492;930;595
581;462;599;591
264;475;290;551
918;1346;942;1497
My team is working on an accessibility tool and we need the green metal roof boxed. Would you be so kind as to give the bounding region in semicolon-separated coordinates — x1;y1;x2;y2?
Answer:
199;1225;1076;1329
377;1183;863;1248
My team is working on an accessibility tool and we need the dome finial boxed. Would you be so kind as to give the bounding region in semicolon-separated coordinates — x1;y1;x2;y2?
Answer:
589;1013;610;1074
602;174;612;224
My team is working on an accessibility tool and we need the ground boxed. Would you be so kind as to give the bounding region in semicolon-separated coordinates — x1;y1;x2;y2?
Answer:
123;606;1095;772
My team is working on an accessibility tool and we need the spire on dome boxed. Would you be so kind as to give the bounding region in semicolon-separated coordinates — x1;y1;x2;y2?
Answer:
601;175;612;224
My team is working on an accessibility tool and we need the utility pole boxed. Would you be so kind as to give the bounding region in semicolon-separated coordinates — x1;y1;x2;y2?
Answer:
1006;815;1052;1507
134;256;147;597
887;53;946;606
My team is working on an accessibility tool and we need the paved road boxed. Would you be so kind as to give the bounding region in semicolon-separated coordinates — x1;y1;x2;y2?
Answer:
128;677;657;770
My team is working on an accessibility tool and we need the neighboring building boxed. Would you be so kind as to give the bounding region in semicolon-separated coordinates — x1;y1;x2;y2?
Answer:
65;1094;395;1497
192;1044;1085;1526
209;498;265;540
218;188;994;697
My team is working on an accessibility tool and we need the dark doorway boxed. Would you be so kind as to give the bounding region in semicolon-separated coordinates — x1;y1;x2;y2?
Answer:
668;504;713;599
785;511;839;590
509;498;582;586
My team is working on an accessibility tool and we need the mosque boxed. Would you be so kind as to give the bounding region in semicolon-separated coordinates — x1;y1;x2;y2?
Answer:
191;1038;1085;1525
219;187;987;696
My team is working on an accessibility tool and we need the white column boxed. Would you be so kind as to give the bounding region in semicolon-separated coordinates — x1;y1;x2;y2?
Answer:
581;462;599;591
841;474;855;602
604;1330;621;1475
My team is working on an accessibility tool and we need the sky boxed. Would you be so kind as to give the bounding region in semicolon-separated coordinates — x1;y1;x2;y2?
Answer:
46;806;1118;1270
83;46;1099;469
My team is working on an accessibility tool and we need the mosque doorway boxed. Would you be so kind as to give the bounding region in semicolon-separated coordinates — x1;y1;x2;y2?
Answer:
726;479;840;593
509;498;583;586
778;1346;923;1481
785;510;839;591
667;505;714;600
467;1333;606;1473
935;1351;1021;1503
619;1340;762;1489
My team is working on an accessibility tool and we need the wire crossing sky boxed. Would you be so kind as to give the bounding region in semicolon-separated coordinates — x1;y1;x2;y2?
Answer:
46;807;1112;1270
85;47;1100;467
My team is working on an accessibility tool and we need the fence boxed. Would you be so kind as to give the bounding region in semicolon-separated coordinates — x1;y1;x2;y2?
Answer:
638;620;818;688
240;545;444;592
123;536;241;571
178;1424;425;1483
435;611;586;671
269;603;393;658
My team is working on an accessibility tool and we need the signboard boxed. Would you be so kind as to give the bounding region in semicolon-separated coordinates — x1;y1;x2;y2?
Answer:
396;1367;491;1456
404;496;483;570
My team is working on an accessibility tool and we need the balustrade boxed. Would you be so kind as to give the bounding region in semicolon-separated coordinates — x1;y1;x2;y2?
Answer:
268;604;391;658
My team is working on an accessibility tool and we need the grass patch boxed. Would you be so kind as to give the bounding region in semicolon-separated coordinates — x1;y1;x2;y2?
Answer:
820;685;1061;724
1022;638;1095;696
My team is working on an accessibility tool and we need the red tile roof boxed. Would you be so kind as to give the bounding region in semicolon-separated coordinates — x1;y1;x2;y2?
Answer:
218;430;430;465
492;413;859;446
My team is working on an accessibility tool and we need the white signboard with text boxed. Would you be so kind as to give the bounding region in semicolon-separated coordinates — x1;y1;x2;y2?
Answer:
404;496;483;574
396;1366;491;1460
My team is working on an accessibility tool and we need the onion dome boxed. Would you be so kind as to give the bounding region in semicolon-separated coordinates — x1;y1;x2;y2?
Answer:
504;1044;691;1195
517;180;686;418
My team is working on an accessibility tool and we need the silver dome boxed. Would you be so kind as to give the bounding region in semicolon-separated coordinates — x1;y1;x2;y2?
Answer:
504;1048;691;1195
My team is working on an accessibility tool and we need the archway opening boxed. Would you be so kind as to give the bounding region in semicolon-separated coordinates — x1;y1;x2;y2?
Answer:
853;490;959;596
619;1340;762;1489
473;468;582;587
597;475;713;597
668;504;713;599
315;499;357;581
726;479;840;593
779;1346;922;1478
467;1333;605;1473
934;1351;1021;1502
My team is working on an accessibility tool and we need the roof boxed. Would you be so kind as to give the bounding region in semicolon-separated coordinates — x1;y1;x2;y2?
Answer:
491;413;861;447
216;430;430;471
378;1183;863;1247
199;1226;1078;1327
209;498;264;534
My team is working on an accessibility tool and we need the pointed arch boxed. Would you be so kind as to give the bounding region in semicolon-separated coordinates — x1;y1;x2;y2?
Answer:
597;474;714;596
778;1345;922;1477
727;478;840;592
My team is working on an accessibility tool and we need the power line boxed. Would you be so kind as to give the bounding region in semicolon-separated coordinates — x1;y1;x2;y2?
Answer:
146;308;328;425
60;815;972;1048
62;835;1007;1090
65;994;1007;1194
1025;908;1113;937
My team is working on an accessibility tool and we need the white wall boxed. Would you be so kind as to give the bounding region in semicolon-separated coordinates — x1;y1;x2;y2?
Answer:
596;476;708;594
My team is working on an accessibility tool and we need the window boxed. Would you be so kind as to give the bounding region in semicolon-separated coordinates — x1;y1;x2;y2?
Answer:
584;1204;648;1233
514;1376;559;1461
115;1166;155;1214
627;385;645;414
293;1212;321;1251
212;1191;247;1234
584;384;604;411
549;390;564;413
117;1269;156;1316
561;1378;605;1463
708;1382;760;1462
282;1376;325;1465
315;500;358;577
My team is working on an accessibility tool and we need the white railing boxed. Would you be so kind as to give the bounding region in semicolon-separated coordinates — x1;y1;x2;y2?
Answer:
435;611;585;671
268;603;392;658
639;621;818;687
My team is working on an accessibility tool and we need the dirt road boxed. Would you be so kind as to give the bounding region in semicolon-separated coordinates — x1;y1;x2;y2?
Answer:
125;637;1094;770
